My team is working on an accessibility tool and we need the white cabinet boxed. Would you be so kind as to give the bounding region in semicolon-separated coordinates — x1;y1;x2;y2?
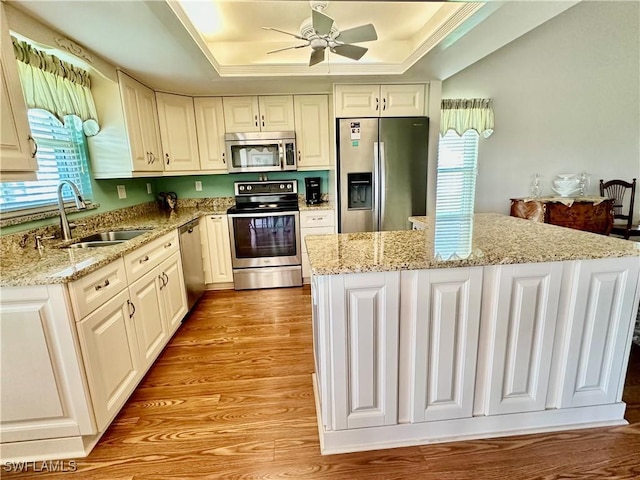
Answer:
335;84;426;117
156;92;200;172
117;71;163;173
551;258;640;409
76;289;141;432
399;268;483;423
158;252;188;334
0;286;94;443
475;262;564;416
329;272;400;430
223;95;294;133
300;209;335;281
0;3;37;181
294;95;331;170
204;215;234;285
194;97;227;172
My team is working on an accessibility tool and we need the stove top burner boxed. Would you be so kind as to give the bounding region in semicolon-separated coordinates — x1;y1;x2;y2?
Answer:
230;179;299;214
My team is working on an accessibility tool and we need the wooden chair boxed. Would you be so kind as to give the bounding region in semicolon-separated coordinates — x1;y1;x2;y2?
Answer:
599;178;638;239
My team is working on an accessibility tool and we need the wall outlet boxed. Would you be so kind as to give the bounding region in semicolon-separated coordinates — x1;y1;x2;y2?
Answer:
117;185;127;199
195;181;202;191
146;183;152;194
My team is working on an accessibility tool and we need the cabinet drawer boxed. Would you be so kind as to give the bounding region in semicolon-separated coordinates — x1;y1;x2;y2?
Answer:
124;230;179;283
301;226;335;252
68;257;127;319
300;210;334;228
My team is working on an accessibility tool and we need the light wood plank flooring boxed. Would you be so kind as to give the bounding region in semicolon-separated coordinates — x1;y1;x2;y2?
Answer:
5;286;640;479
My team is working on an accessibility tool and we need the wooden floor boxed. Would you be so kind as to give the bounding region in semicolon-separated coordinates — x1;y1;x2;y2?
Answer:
6;286;640;479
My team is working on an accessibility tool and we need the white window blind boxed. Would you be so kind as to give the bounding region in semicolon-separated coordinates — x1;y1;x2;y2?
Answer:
434;130;479;259
0;109;93;214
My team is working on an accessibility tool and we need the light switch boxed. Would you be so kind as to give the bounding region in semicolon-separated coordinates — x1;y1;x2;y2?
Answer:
195;181;202;191
117;185;127;199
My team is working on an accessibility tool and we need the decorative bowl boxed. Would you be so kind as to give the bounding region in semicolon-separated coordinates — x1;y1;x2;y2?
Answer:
553;178;580;189
552;187;580;197
557;173;577;180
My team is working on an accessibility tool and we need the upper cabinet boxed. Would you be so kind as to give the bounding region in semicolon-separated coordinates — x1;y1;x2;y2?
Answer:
0;3;37;181
294;95;331;170
117;71;163;173
223;95;294;133
194;97;227;173
335;84;427;118
156;92;200;172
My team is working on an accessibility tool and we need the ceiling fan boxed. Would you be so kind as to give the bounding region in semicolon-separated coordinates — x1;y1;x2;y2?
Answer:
263;1;378;66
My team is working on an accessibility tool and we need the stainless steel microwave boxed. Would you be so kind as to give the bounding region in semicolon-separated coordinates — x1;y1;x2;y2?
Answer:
225;131;297;173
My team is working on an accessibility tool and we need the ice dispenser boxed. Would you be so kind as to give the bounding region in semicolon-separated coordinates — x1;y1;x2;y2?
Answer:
347;173;372;210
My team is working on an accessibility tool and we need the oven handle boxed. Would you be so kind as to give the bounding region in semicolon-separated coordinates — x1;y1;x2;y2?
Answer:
228;211;300;219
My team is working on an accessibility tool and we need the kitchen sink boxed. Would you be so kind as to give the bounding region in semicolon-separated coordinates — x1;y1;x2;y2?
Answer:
62;229;153;249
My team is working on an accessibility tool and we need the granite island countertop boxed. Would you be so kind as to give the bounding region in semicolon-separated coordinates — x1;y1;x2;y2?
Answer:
305;213;640;276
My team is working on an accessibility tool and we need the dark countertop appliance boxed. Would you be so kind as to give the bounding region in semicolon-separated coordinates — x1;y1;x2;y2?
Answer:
227;180;302;290
305;177;322;205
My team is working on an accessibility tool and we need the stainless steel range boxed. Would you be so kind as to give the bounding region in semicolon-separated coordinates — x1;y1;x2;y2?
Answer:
227;180;302;290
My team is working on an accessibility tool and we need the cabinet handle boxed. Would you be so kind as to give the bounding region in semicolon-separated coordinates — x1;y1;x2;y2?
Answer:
261;115;265;127
164;242;172;248
165;153;170;165
139;255;150;264
163;272;169;285
298;150;301;162
158;274;166;289
127;300;136;318
222;152;226;164
383;98;386;111
94;278;110;291
150;152;156;164
28;135;38;158
375;98;379;111
254;115;258;127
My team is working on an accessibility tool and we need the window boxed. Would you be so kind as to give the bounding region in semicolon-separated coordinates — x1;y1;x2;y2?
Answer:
434;130;479;259
0;109;93;214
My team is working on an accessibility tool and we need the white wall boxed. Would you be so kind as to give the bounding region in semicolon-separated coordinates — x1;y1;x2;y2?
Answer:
442;1;640;220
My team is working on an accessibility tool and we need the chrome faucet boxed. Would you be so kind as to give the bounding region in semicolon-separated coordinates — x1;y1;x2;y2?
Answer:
57;180;87;240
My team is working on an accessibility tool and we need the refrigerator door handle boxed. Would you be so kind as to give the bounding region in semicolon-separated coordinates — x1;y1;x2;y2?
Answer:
373;141;380;231
379;141;386;230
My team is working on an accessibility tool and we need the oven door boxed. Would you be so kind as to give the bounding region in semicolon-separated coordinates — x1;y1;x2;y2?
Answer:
228;211;301;268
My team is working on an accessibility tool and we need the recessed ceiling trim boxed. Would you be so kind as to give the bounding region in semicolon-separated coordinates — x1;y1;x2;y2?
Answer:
218;62;404;77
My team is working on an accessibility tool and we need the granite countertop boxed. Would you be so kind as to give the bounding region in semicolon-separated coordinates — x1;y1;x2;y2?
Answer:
0;197;335;287
306;213;640;276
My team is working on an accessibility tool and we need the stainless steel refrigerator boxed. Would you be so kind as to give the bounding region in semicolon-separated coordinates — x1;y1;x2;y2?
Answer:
337;117;429;233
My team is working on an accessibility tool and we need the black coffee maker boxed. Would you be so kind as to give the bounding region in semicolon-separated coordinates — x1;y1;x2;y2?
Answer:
305;177;322;205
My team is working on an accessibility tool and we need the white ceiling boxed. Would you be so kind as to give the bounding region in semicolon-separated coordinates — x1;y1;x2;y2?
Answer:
6;0;580;95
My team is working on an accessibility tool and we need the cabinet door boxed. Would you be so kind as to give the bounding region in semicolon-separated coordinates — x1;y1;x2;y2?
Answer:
77;289;141;432
294;95;330;169
380;84;425;117
158;252;188;335
330;272;400;430
0;5;37;179
128;269;168;369
137;85;163;170
194;97;227;172
555;258;640;408
0;285;94;441
334;85;380;117
399;268;482;423
223;96;260;133
156;92;199;172
206;215;234;284
118;71;148;171
476;263;563;416
258;95;295;131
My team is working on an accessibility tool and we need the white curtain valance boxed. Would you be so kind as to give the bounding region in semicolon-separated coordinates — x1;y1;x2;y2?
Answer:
440;98;494;138
12;37;100;136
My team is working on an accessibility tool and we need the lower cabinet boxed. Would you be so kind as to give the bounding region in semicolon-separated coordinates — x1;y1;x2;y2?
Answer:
77;289;142;432
204;214;233;285
301;209;335;280
158;252;188;334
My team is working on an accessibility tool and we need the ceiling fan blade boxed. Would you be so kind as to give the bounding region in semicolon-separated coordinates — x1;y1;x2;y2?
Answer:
262;26;306;41
309;48;325;66
332;44;368;61
312;9;334;36
267;44;309;55
336;24;378;44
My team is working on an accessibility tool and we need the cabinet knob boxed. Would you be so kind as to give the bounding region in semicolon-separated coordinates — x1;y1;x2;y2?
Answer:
139;255;150;264
164;242;172;248
28;135;38;158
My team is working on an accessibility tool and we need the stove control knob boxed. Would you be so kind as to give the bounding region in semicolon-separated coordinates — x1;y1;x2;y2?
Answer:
247;185;252;191
239;185;245;191
286;183;292;189
280;184;285;189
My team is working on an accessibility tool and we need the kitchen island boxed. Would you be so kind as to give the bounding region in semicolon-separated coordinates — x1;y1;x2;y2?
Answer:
305;214;640;454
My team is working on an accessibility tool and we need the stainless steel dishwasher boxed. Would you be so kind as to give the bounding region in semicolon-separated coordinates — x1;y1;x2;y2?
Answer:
179;219;205;310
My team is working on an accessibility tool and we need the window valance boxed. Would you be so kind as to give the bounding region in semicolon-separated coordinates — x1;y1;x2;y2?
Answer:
440;98;494;138
12;37;100;136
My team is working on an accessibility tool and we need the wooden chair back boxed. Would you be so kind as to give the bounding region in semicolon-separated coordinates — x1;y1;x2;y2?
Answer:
599;178;636;238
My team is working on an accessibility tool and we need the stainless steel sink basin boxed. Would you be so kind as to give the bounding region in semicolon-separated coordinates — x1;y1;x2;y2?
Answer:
62;229;153;248
77;229;153;242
